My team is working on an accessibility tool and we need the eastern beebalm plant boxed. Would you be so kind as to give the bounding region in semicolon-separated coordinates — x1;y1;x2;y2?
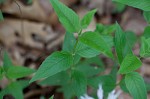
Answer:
0;51;35;99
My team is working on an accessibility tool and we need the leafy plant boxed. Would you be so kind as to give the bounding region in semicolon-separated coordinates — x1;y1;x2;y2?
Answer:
143;11;150;24
0;0;149;98
113;0;150;11
0;51;35;99
0;10;3;21
28;0;150;99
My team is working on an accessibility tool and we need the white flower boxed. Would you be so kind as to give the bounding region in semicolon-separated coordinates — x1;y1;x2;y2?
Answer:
107;90;122;99
97;84;103;99
80;84;121;99
80;94;94;99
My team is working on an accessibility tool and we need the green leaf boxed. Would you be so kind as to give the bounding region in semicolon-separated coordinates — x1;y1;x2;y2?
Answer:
3;51;13;71
71;70;87;96
125;72;147;99
18;80;30;89
57;71;87;98
88;75;116;93
76;64;103;77
118;54;142;74
120;78;129;93
113;0;150;11
30;51;73;83
81;9;97;29
102;35;114;48
62;32;76;52
39;71;69;86
0;82;23;99
123;31;137;56
27;0;32;4
114;23;126;64
102;24;116;35
49;0;80;33
0;10;3;21
6;66;35;79
49;95;54;99
115;23;133;64
62;32;81;64
125;31;137;48
58;84;74;99
143;26;150;38
0;67;3;80
95;24;105;33
113;2;126;13
143;11;150;23
95;24;116;35
76;56;104;77
62;32;100;58
145;82;150;92
140;37;150;57
110;65;118;83
79;31;113;58
0;0;5;4
73;54;81;65
76;42;100;58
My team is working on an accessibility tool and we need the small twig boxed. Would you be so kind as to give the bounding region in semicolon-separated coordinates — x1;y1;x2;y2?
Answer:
13;0;25;43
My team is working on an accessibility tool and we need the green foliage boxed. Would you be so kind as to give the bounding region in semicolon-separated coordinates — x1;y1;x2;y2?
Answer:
29;0;149;98
88;75;116;93
120;78;129;93
49;0;80;33
0;0;5;4
145;82;150;92
125;72;147;99
76;58;104;77
0;52;34;99
113;2;126;13
3;51;13;71
63;32;76;52
125;31;137;47
79;31;113;58
143;26;150;38
114;23;127;64
39;71;69;86
81;9;97;29
113;0;150;11
27;0;33;4
49;95;54;99
118;54;142;74
140;37;150;57
30;51;73;83
0;82;24;99
76;42;100;58
143;11;150;23
0;67;3;80
71;70;87;96
6;66;35;79
0;10;3;21
95;24;116;35
63;32;100;58
0;0;149;98
0;80;30;99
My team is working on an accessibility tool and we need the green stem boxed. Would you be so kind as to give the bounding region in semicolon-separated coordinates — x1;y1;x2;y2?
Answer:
70;29;82;71
72;29;82;55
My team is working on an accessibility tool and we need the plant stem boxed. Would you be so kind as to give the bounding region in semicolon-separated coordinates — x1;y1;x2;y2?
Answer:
70;29;82;70
72;29;82;55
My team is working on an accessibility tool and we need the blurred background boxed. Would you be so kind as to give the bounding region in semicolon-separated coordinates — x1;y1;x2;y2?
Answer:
0;0;150;99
